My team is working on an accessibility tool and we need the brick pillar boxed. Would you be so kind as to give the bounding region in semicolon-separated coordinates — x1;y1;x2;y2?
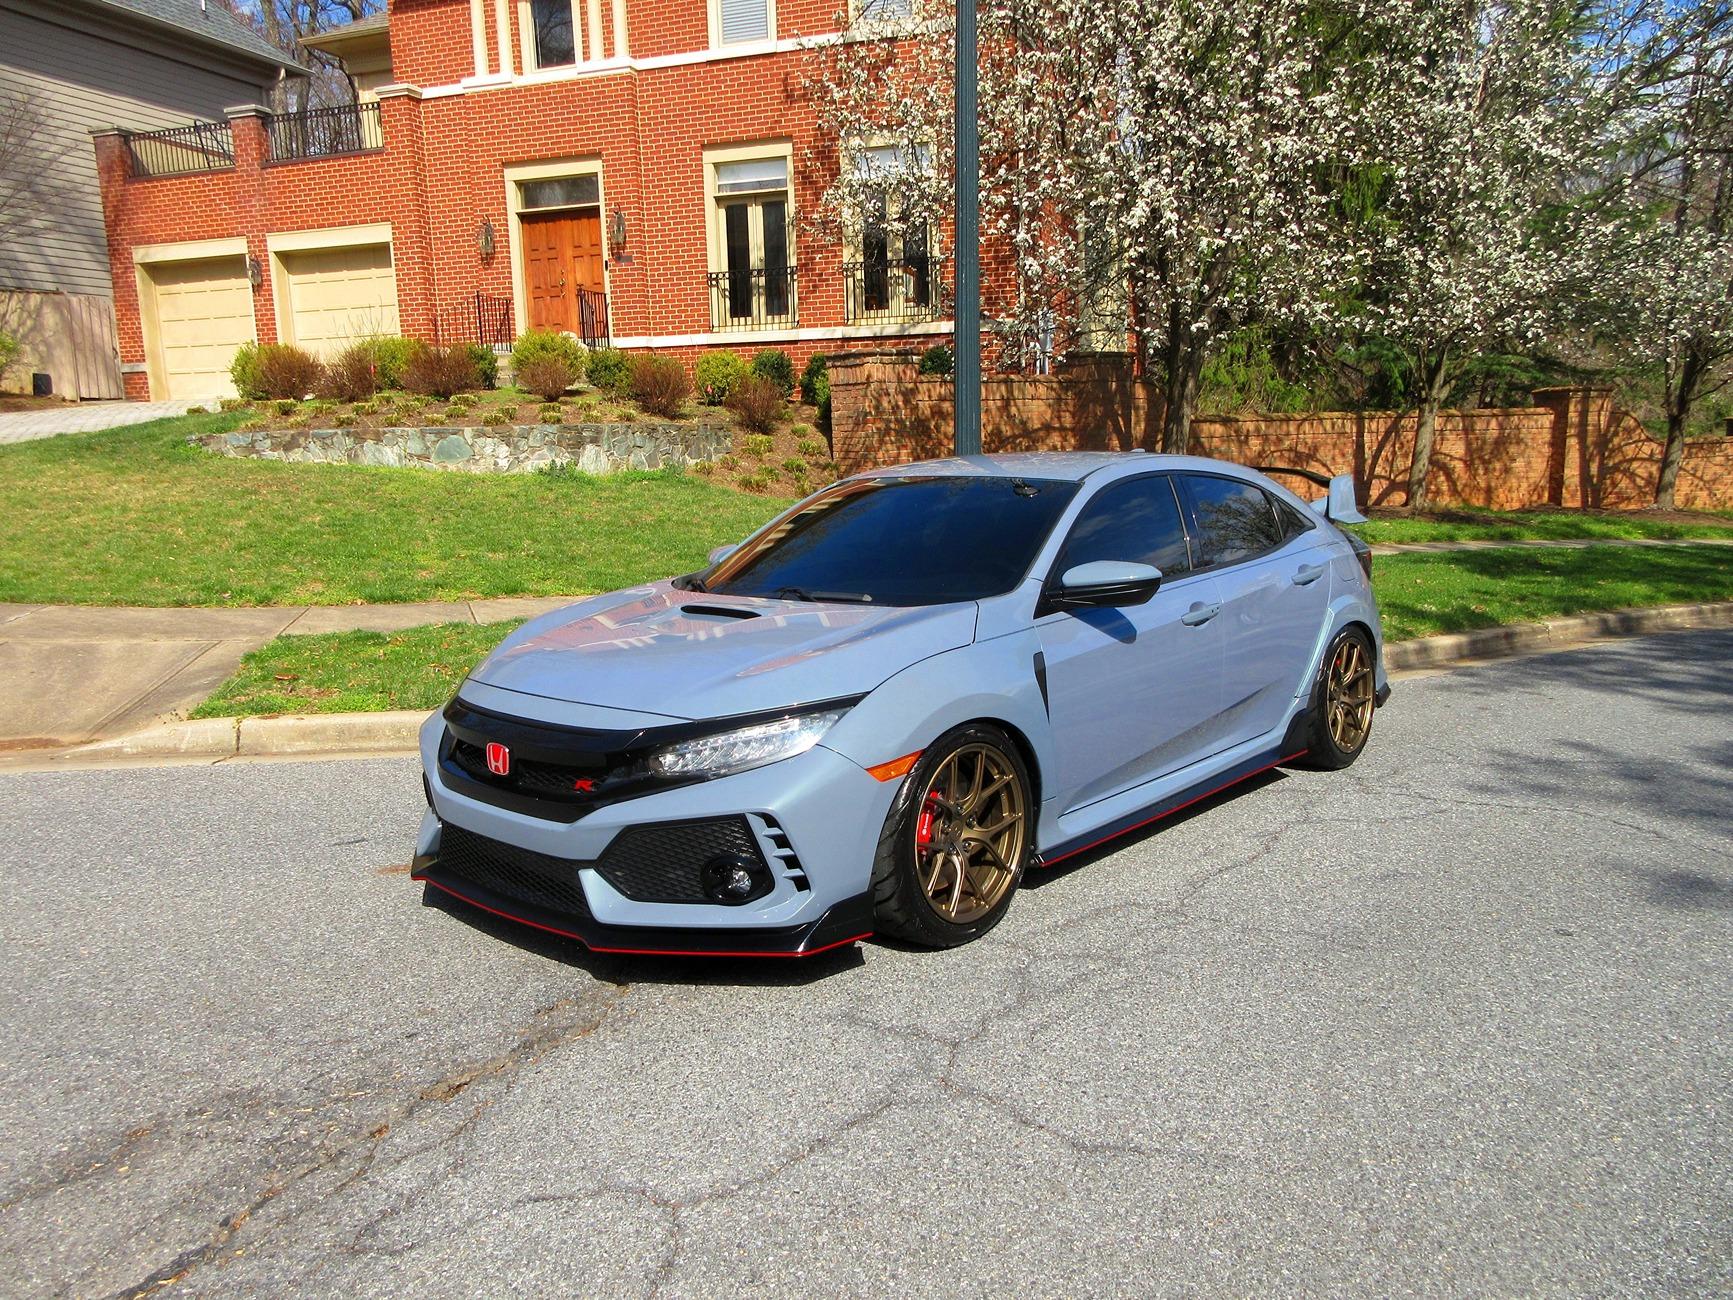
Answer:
89;129;152;399
1533;386;1617;509
224;105;277;345
828;349;927;475
374;86;436;342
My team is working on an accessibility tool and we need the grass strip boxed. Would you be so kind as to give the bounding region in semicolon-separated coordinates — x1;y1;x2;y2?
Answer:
192;545;1733;718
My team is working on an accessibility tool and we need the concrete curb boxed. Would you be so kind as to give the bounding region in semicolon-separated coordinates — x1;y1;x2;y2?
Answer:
1382;600;1733;670
47;599;1733;762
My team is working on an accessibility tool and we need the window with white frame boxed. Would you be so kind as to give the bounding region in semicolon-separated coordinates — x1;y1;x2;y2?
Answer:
854;0;913;22
710;156;794;328
848;144;937;322
713;0;771;45
527;0;578;66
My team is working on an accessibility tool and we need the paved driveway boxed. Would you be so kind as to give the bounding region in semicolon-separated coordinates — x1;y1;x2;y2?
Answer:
1;631;1728;1297
0;400;201;446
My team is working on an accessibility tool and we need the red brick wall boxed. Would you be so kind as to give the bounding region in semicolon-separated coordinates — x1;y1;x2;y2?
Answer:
827;354;1733;511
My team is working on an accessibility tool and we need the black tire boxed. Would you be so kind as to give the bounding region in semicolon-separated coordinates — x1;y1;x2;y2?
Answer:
869;723;1034;948
1300;626;1377;770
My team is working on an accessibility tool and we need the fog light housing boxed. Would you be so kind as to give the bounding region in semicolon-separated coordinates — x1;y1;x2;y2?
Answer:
701;853;772;905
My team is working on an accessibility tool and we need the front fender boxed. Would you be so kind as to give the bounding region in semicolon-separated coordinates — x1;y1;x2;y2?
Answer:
817;632;1054;791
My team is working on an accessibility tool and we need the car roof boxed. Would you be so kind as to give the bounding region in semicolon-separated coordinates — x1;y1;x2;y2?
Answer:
852;451;1263;485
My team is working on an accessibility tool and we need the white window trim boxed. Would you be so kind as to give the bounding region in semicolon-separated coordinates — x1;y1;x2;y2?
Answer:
707;0;776;49
517;0;590;71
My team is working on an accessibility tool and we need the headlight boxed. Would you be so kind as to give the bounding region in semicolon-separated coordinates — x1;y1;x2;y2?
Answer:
646;707;850;779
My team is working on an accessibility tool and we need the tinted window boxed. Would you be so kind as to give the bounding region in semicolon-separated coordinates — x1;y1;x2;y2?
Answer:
1184;474;1284;567
1056;476;1190;576
703;476;1079;606
1273;494;1317;539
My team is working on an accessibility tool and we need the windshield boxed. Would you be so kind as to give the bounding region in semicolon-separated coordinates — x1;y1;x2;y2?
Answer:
699;475;1079;606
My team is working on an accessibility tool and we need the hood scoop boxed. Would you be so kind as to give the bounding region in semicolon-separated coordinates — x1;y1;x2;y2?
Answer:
679;603;761;620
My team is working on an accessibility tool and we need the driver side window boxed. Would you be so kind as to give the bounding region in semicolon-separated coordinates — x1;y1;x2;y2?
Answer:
1056;476;1191;576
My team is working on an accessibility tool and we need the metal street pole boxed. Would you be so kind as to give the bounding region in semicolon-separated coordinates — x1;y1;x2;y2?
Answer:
953;0;981;456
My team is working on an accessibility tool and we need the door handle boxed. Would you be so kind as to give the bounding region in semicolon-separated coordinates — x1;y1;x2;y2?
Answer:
1180;601;1221;626
1292;564;1326;586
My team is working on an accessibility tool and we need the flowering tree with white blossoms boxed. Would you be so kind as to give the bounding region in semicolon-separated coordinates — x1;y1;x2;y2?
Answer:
809;0;1364;453
1584;1;1733;507
1343;0;1601;508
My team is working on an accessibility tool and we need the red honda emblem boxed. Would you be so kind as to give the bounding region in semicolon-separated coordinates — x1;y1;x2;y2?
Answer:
485;742;511;776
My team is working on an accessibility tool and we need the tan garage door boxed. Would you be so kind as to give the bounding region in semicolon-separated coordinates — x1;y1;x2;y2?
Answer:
148;256;254;400
281;243;400;357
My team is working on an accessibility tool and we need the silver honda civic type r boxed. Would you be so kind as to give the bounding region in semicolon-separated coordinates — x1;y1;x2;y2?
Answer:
414;452;1389;956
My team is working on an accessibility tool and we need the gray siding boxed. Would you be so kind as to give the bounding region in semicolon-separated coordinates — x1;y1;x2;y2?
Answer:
0;4;273;299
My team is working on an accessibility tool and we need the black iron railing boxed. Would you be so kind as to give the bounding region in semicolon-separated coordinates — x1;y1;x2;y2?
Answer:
708;266;798;331
843;255;948;323
577;289;610;348
474;292;514;347
266;102;383;163
124;120;234;178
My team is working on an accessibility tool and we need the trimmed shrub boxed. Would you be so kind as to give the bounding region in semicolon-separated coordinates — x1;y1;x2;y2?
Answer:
799;353;827;404
366;337;422;390
587;346;630;394
629;354;689;418
728;376;786;433
403;344;481;399
273;398;299;416
230;343;263;400
218;397;249;413
750;348;796;398
467;344;500;390
695;349;746;404
319;343;380;402
511;330;587;386
918;344;954;377
250;345;323;401
518;355;576;402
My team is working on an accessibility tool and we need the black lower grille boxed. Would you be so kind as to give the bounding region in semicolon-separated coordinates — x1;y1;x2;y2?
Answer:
595;817;765;903
436;824;593;919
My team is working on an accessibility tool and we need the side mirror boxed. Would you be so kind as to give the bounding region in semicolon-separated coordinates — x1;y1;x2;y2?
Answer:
1050;560;1163;610
707;543;737;565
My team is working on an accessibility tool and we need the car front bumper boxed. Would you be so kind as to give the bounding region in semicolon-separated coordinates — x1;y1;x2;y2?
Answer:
415;712;895;956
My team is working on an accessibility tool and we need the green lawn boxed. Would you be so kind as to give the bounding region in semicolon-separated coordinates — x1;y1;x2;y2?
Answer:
1373;545;1733;640
1351;507;1733;545
192;544;1733;718
0;412;789;606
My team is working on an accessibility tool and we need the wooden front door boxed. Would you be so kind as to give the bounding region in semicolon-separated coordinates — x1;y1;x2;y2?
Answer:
523;210;605;334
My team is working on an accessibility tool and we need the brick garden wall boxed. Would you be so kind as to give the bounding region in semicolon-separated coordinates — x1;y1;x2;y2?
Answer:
828;352;1733;511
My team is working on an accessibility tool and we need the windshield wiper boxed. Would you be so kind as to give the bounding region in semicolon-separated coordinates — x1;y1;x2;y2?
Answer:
771;586;874;604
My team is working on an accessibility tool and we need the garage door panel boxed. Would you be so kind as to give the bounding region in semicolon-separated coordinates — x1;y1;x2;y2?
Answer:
148;256;254;400
282;244;400;357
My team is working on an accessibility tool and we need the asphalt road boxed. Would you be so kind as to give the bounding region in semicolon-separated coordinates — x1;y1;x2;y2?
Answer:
2;630;1729;1298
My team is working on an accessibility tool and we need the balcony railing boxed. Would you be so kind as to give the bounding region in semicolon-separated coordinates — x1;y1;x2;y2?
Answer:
266;102;383;163
124;120;234;178
708;266;798;331
843;255;949;324
474;292;514;347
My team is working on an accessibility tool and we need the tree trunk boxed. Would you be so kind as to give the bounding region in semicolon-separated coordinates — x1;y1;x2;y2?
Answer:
1406;353;1451;509
1655;346;1704;510
1158;330;1205;455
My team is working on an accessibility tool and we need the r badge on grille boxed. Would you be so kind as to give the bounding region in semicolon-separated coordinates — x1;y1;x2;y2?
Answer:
485;742;511;776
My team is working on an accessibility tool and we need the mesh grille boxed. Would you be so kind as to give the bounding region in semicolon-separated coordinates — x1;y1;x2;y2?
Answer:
437;824;593;919
594;817;764;903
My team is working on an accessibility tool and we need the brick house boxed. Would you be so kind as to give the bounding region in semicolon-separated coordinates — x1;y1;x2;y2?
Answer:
1;0;299;400
94;0;959;401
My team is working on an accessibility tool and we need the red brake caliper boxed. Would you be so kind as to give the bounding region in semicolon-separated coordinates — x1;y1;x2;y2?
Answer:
915;795;939;848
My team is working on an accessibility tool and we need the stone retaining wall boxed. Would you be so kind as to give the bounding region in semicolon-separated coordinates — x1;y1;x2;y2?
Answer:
199;422;732;474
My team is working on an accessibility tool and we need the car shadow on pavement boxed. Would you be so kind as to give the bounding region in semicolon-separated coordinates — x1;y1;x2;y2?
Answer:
1021;769;1292;889
420;883;868;986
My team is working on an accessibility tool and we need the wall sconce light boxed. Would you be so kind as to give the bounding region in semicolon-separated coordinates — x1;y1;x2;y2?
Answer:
246;256;263;289
608;207;627;250
478;218;496;260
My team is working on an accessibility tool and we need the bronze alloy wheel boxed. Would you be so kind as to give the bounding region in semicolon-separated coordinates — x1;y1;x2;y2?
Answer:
1326;635;1375;754
912;742;1028;925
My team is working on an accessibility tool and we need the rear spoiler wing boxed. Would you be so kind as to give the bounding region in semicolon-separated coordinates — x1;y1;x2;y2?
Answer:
1254;466;1367;526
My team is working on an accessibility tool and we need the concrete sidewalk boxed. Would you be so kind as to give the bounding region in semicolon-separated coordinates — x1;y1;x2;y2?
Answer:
0;597;573;748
